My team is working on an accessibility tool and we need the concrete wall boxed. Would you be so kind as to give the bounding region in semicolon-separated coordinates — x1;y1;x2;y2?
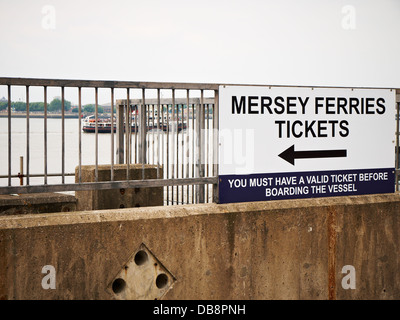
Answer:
1;193;400;300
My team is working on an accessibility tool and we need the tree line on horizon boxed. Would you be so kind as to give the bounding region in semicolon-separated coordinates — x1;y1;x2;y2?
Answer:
0;98;105;113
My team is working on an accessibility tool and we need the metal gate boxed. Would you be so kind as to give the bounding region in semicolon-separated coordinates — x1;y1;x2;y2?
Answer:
0;78;219;205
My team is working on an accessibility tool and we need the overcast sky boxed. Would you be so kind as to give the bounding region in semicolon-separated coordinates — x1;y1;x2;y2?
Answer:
0;0;399;103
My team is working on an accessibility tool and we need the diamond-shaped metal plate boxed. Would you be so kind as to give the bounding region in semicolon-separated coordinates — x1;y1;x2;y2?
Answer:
107;243;176;300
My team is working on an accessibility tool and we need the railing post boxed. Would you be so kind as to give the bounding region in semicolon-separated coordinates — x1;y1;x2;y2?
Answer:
116;103;125;164
7;85;11;187
139;88;147;165
196;90;205;203
396;101;399;191
213;89;219;203
125;91;131;178
19;156;23;186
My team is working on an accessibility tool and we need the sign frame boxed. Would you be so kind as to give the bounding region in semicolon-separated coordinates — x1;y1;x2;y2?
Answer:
218;85;396;204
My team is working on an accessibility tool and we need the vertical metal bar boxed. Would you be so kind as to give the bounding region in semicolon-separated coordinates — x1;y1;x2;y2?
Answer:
162;103;166;203
26;85;30;185
166;101;170;205
140;88;147;179
396;101;400;191
44;86;48;184
191;102;195;203
148;104;151;163
152;103;155;165
186;90;190;204
95;87;99;182
196;90;205;203
206;103;210;203
143;100;146;166
157;89;161;179
110;88;115;181
19;156;23;186
147;103;150;164
7;85;11;186
177;102;181;203
129;103;132;165
129;94;133;165
176;101;180;204
172;89;176;204
61;86;65;184
125;89;130;179
134;102;138;164
179;103;183;204
201;91;206;203
116;102;124;164
146;103;149;165
213;89;219;203
78;87;82;183
195;99;200;203
181;102;184;204
145;103;148;165
125;93;128;167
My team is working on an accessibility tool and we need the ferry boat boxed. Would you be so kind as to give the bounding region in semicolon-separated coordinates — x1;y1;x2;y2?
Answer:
82;115;187;133
82;115;116;133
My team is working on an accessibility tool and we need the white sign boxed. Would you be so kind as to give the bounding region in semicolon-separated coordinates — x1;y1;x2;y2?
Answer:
218;85;395;203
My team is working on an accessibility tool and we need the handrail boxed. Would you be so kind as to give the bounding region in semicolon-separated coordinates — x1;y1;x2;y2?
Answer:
0;77;220;90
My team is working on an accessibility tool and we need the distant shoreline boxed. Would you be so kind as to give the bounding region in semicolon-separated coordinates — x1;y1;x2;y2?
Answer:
0;113;108;119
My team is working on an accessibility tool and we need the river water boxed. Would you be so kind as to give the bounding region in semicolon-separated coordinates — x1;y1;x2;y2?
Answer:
0;117;216;195
0;117;114;186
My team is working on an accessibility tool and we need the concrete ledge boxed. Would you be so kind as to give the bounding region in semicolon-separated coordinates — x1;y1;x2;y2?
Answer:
0;193;76;216
1;193;397;228
1;193;400;299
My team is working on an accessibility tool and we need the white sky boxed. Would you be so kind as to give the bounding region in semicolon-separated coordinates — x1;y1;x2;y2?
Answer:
0;0;399;103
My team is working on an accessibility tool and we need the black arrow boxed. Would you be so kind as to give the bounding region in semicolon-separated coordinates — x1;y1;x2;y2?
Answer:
278;144;347;165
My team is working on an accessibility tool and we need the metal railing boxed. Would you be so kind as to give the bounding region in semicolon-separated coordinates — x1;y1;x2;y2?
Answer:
1;78;399;204
0;77;219;205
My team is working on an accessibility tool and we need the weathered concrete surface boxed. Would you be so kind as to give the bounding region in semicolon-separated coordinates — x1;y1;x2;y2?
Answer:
0;193;76;216
75;164;163;211
0;193;400;300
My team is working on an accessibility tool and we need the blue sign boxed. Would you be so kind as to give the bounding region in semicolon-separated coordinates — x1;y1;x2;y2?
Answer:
219;168;395;204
